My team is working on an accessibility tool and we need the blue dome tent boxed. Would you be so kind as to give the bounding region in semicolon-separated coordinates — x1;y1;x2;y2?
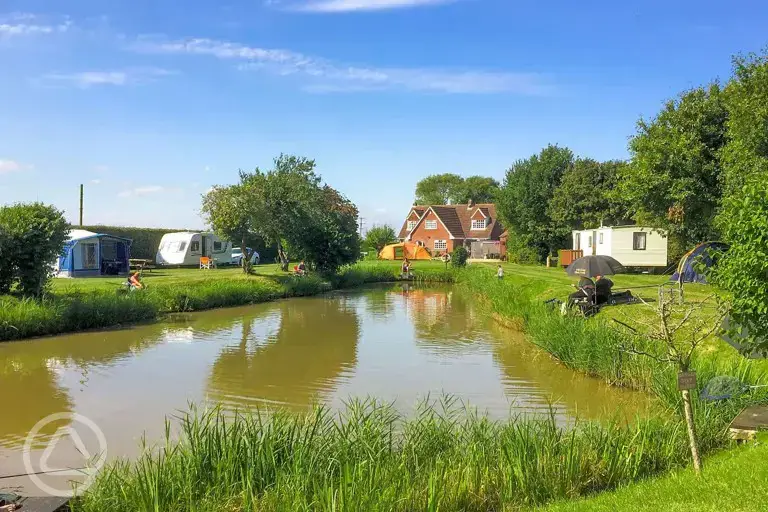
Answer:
671;242;729;284
55;230;132;278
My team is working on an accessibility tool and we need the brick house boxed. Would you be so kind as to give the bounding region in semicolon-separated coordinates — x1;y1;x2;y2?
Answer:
397;201;504;257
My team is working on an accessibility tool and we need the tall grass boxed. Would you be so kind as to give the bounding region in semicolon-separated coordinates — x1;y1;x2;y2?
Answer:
73;398;731;512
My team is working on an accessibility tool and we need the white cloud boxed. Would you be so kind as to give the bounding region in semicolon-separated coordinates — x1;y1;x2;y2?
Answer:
136;37;552;95
41;68;174;88
90;179;102;185
0;159;30;175
287;0;458;12
0;13;71;37
118;185;165;197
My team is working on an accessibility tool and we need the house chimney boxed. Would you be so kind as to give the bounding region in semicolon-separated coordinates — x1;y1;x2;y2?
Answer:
467;199;473;209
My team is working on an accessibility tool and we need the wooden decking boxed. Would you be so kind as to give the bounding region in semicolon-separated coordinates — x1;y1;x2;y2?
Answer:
729;405;768;440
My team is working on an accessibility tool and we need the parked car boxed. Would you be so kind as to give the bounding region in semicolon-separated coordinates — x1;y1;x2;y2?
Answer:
231;247;260;266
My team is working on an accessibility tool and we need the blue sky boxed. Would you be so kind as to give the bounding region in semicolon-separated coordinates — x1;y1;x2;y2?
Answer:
1;0;766;230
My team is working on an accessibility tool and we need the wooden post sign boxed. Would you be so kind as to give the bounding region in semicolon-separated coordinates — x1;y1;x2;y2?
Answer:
678;371;697;391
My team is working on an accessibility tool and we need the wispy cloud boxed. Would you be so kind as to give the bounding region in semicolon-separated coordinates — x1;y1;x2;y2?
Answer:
90;179;102;185
283;0;459;12
118;185;165;197
41;68;174;88
0;13;71;37
135;37;552;95
0;159;31;175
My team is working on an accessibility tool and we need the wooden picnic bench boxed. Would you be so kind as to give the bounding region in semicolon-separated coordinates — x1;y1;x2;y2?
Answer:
129;259;155;273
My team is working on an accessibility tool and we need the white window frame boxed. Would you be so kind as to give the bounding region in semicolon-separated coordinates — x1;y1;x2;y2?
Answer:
588;236;593;248
471;219;486;230
425;220;438;230
434;240;447;251
599;233;604;245
406;220;417;232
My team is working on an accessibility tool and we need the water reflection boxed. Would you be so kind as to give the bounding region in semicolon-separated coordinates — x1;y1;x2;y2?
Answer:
0;284;649;458
207;297;360;409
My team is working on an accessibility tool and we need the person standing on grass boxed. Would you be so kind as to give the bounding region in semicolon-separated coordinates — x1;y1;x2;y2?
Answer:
497;264;504;280
443;252;451;269
401;257;410;277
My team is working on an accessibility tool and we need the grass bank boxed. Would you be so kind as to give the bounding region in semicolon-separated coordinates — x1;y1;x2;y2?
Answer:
0;262;454;341
73;399;735;512
542;434;768;512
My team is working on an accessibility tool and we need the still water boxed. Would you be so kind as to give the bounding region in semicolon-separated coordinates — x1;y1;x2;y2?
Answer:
0;284;648;493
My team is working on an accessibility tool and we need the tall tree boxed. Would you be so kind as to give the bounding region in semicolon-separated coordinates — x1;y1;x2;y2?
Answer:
414;173;464;204
455;176;500;204
548;159;631;234
202;184;260;273
621;84;728;257
497;145;574;261
713;51;768;351
364;225;397;253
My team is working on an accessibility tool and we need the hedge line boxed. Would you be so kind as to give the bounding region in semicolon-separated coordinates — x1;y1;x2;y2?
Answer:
81;225;195;260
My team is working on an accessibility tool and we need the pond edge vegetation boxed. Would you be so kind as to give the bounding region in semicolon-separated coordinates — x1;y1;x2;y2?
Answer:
64;263;768;511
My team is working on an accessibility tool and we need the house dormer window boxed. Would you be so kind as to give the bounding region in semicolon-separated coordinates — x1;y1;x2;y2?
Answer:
471;219;487;230
407;220;417;231
425;220;437;230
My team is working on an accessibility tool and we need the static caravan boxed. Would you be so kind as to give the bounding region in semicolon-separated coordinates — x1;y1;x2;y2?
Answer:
572;226;668;267
155;232;233;266
55;230;132;278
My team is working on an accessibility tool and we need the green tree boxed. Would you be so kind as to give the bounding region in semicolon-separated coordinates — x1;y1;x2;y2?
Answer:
497;145;574;262
621;84;728;257
365;225;397;254
713;51;768;350
202;184;261;273
414;173;464;204
0;203;69;297
455;176;500;204
451;246;469;268
549;159;631;234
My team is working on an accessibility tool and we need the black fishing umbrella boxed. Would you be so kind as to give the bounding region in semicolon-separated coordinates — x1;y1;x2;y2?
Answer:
566;255;625;278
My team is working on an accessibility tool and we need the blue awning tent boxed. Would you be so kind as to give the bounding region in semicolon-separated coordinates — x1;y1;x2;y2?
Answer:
56;230;133;278
670;241;729;284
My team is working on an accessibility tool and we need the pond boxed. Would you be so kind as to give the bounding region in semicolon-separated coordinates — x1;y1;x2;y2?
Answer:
0;284;649;494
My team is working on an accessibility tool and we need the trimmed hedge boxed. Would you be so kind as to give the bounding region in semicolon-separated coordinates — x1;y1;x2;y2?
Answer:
81;225;195;260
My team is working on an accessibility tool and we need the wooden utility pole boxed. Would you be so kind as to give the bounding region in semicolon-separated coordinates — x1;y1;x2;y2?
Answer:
79;184;84;226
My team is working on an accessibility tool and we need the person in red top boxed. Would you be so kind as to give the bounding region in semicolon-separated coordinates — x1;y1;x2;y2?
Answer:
128;272;144;290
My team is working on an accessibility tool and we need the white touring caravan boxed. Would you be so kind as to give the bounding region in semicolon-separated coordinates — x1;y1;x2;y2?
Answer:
155;232;234;266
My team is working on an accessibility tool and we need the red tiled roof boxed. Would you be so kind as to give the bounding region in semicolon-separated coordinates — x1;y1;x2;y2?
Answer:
398;203;503;240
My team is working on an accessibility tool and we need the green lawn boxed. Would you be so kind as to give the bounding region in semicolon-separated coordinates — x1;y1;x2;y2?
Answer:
540;436;768;512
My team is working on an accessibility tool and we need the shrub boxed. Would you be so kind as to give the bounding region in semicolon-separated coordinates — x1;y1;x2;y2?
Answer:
0;203;69;297
451;246;469;268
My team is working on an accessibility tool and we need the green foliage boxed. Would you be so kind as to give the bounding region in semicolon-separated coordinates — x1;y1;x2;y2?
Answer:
0;203;69;297
203;155;360;274
414;173;464;204
451;246;469;268
713;51;768;351
549;159;631;233
497;145;573;262
414;173;499;205
622;84;728;257
81;225;191;260
364;224;397;253
456;175;500;204
74;397;722;512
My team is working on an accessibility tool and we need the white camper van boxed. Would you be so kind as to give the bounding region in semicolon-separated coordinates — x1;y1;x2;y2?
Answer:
155;232;233;266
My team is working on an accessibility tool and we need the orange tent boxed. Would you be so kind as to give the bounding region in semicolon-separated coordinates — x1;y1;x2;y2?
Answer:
379;242;431;261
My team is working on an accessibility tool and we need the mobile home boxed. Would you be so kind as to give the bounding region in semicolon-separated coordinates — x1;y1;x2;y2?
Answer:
155;232;233;266
55;230;132;278
572;226;668;267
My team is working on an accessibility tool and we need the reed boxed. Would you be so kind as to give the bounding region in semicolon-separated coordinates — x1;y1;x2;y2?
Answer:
72;397;733;512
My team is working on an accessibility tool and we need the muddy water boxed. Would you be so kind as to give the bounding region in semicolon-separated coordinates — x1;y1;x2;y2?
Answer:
0;284;650;495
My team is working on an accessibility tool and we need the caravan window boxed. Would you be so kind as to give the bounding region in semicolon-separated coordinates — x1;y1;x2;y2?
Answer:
213;241;224;252
587;236;593;248
633;232;647;251
81;243;98;269
190;241;200;253
178;241;187;252
168;241;187;253
599;233;604;244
